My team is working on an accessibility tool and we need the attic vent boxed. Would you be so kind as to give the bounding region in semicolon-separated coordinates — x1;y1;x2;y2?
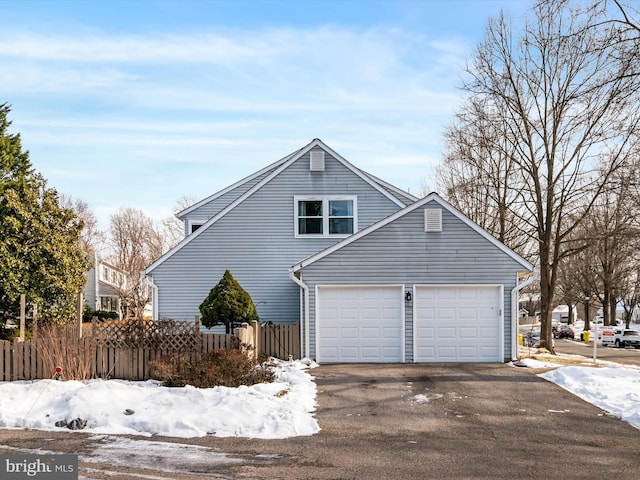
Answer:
310;150;325;172
424;208;442;232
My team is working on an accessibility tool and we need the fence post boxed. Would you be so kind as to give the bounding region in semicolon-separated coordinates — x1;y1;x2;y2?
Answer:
32;303;38;344
19;294;26;342
251;320;260;361
236;322;258;359
77;292;84;339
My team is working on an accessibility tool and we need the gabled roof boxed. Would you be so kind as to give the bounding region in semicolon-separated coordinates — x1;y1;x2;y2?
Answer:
291;192;534;272
146;138;416;274
175;146;304;219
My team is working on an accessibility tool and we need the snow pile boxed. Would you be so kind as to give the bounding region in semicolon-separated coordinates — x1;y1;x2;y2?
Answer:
540;365;640;429
0;359;319;439
514;357;563;369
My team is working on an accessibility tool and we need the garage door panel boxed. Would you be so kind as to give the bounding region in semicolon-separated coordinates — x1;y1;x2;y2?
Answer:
319;326;338;338
437;327;456;339
339;347;359;361
459;349;481;361
340;308;359;320
437;346;456;360
459;327;476;339
479;326;496;338
415;286;502;363
340;327;358;339
480;345;497;355
361;327;380;338
318;286;403;363
382;326;399;338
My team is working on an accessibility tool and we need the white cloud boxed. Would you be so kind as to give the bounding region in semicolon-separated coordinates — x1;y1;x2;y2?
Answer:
1;21;473;227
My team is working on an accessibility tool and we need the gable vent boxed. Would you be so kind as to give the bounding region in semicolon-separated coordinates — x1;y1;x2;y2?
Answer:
424;208;442;232
310;150;325;172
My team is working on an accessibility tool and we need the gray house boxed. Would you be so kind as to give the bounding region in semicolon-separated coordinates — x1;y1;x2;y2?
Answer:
145;139;533;363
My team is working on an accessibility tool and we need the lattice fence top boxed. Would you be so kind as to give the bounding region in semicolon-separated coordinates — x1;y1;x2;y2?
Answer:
92;318;200;351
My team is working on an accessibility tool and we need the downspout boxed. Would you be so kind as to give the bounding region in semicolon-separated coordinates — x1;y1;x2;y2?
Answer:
289;269;310;359
143;274;159;321
511;271;536;361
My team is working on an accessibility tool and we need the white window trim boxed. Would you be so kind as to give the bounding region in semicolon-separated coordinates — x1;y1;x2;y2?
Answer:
186;217;209;235
294;195;358;238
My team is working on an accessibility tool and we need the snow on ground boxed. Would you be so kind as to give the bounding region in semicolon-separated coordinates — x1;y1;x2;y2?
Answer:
1;353;640;439
540;365;640;429
0;359;320;439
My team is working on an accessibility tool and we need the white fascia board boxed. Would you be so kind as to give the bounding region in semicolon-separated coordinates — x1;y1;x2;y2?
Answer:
316;140;408;209
293;192;534;273
146;140;320;274
430;194;534;272
175;148;304;219
360;170;419;204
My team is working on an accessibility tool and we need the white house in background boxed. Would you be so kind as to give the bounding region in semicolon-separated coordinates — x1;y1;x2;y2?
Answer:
145;139;534;363
552;304;577;324
84;255;125;317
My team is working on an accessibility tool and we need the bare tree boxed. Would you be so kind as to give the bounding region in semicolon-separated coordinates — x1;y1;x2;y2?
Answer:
59;194;105;256
620;263;640;327
448;0;640;350
108;207;164;319
161;195;198;250
588;171;640;325
437;96;534;259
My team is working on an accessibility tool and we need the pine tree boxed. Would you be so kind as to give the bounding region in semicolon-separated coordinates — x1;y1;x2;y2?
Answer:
199;269;258;334
0;103;89;324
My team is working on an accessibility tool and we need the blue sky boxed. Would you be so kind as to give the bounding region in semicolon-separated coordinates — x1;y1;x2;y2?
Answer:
0;0;530;229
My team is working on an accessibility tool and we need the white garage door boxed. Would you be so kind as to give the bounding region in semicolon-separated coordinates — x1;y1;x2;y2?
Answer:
414;286;502;362
317;286;403;363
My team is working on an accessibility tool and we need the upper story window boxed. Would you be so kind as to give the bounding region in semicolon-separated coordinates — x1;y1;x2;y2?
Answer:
99;264;125;287
186;217;208;235
295;196;357;237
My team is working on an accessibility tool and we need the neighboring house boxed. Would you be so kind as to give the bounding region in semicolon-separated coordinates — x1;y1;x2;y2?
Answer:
145;139;533;363
552;304;577;324
84;255;125;318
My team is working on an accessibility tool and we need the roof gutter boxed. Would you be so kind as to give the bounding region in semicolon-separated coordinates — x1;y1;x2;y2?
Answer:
289;269;310;359
511;271;536;360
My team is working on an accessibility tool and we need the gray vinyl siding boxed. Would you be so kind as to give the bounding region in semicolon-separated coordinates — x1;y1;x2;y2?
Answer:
361;172;418;205
298;200;527;361
150;148;403;325
183;168;276;220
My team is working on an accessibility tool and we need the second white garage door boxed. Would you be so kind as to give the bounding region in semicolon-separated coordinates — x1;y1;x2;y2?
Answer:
316;286;404;363
414;286;502;362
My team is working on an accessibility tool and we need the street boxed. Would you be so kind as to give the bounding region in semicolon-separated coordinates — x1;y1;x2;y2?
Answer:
553;338;640;366
518;323;640;366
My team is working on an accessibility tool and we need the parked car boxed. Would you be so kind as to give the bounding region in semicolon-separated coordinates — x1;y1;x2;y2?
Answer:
3;319;17;329
523;330;541;347
553;324;574;339
613;329;640;348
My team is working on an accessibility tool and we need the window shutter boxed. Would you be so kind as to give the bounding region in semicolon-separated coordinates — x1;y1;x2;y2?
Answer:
424;208;442;232
310;150;325;171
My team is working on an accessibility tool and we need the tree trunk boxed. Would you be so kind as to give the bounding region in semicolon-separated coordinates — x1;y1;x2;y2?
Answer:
539;258;555;352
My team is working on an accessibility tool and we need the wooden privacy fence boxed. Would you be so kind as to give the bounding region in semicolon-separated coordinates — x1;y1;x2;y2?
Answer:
0;320;300;382
0;333;236;382
236;321;300;361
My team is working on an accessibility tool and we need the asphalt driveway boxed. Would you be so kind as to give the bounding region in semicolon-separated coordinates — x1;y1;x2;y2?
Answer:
1;363;640;479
